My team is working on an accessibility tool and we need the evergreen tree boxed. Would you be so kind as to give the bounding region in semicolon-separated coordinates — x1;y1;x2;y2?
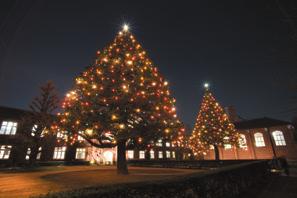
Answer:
57;25;184;174
189;84;239;160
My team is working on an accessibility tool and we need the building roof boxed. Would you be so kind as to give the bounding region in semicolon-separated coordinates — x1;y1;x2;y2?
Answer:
0;106;30;120
234;117;291;130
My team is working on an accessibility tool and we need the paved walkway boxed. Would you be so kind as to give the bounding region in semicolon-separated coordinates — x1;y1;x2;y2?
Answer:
0;166;202;198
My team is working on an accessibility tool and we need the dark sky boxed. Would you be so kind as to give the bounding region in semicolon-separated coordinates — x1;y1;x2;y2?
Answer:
0;0;297;127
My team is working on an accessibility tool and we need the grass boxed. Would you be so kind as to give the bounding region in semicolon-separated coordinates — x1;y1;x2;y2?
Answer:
0;165;203;198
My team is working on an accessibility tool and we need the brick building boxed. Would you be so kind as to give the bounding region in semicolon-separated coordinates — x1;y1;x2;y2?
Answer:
0;106;187;167
204;107;297;160
1;105;297;166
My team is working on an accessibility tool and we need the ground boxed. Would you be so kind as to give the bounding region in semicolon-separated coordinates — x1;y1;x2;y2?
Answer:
0;165;202;198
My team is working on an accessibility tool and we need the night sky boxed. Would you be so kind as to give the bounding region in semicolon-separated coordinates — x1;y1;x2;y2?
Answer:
0;0;297;128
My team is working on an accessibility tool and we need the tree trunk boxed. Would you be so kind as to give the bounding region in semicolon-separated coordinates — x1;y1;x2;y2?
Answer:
29;145;39;166
117;139;128;175
214;144;220;161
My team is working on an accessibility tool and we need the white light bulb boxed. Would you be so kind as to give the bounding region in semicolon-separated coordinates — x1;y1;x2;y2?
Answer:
123;24;129;32
204;83;209;89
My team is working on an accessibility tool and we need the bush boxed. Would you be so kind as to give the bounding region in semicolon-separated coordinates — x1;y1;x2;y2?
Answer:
35;161;269;198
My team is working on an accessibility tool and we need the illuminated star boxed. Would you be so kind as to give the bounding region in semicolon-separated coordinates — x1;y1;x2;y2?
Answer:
123;24;129;32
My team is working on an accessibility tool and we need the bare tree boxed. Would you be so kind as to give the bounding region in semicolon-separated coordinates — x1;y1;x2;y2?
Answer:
21;81;59;166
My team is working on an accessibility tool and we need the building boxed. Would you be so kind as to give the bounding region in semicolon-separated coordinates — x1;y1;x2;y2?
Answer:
204;108;297;160
2;105;297;166
0;106;186;167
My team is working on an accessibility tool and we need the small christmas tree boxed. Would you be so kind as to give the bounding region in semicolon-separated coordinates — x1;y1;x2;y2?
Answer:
189;83;239;160
56;25;184;174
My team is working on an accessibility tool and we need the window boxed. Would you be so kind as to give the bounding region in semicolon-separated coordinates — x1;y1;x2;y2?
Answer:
165;142;171;147
31;125;38;136
172;151;176;159
26;148;31;160
53;146;66;159
139;150;145;159
272;131;286;146
166;151;171;158
78;131;84;141
224;144;232;150
0;145;12;159
224;137;232;150
254;133;265;147
75;148;86;159
150;150;154;159
127;150;134;159
239;134;248;150
0;121;18;135
36;147;42;160
158;151;163;159
156;139;162;147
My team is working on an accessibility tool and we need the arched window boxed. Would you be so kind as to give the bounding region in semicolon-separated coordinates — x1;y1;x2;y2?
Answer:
239;134;248;150
272;131;286;146
254;133;265;147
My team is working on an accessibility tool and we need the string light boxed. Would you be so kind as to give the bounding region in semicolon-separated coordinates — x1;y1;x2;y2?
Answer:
57;25;185;156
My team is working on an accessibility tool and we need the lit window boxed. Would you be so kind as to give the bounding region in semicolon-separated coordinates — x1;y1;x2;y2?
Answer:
31;125;38;136
254;133;265;147
36;147;42;160
165;142;171;147
127;150;134;159
150;150;154;159
209;145;214;150
26;148;31;160
172;151;176;159
239;134;248;150
166;151;170;158
0;145;12;159
272;131;286;146
53;146;66;159
158;151;163;159
75;148;86;159
139;150;145;159
0;121;18;135
156;139;162;147
224;137;232;150
78;131;84;141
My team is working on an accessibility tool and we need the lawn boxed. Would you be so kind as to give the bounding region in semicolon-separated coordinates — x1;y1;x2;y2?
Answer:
0;166;203;198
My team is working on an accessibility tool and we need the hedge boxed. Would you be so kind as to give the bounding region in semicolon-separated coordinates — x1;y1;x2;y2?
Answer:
35;161;269;198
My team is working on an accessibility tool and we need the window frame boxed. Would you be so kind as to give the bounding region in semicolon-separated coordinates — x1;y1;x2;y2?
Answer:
254;132;265;147
0;145;12;159
127;150;134;159
158;151;163;159
53;146;66;160
0;121;18;135
150;150;155;159
272;131;286;146
75;148;86;159
139;150;145;159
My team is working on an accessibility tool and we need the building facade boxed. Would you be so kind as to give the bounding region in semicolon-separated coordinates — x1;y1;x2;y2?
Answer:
0;106;186;167
1;105;297;167
204;117;297;161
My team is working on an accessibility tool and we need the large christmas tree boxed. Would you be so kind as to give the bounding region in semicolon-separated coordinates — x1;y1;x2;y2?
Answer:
56;25;184;174
189;84;239;160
